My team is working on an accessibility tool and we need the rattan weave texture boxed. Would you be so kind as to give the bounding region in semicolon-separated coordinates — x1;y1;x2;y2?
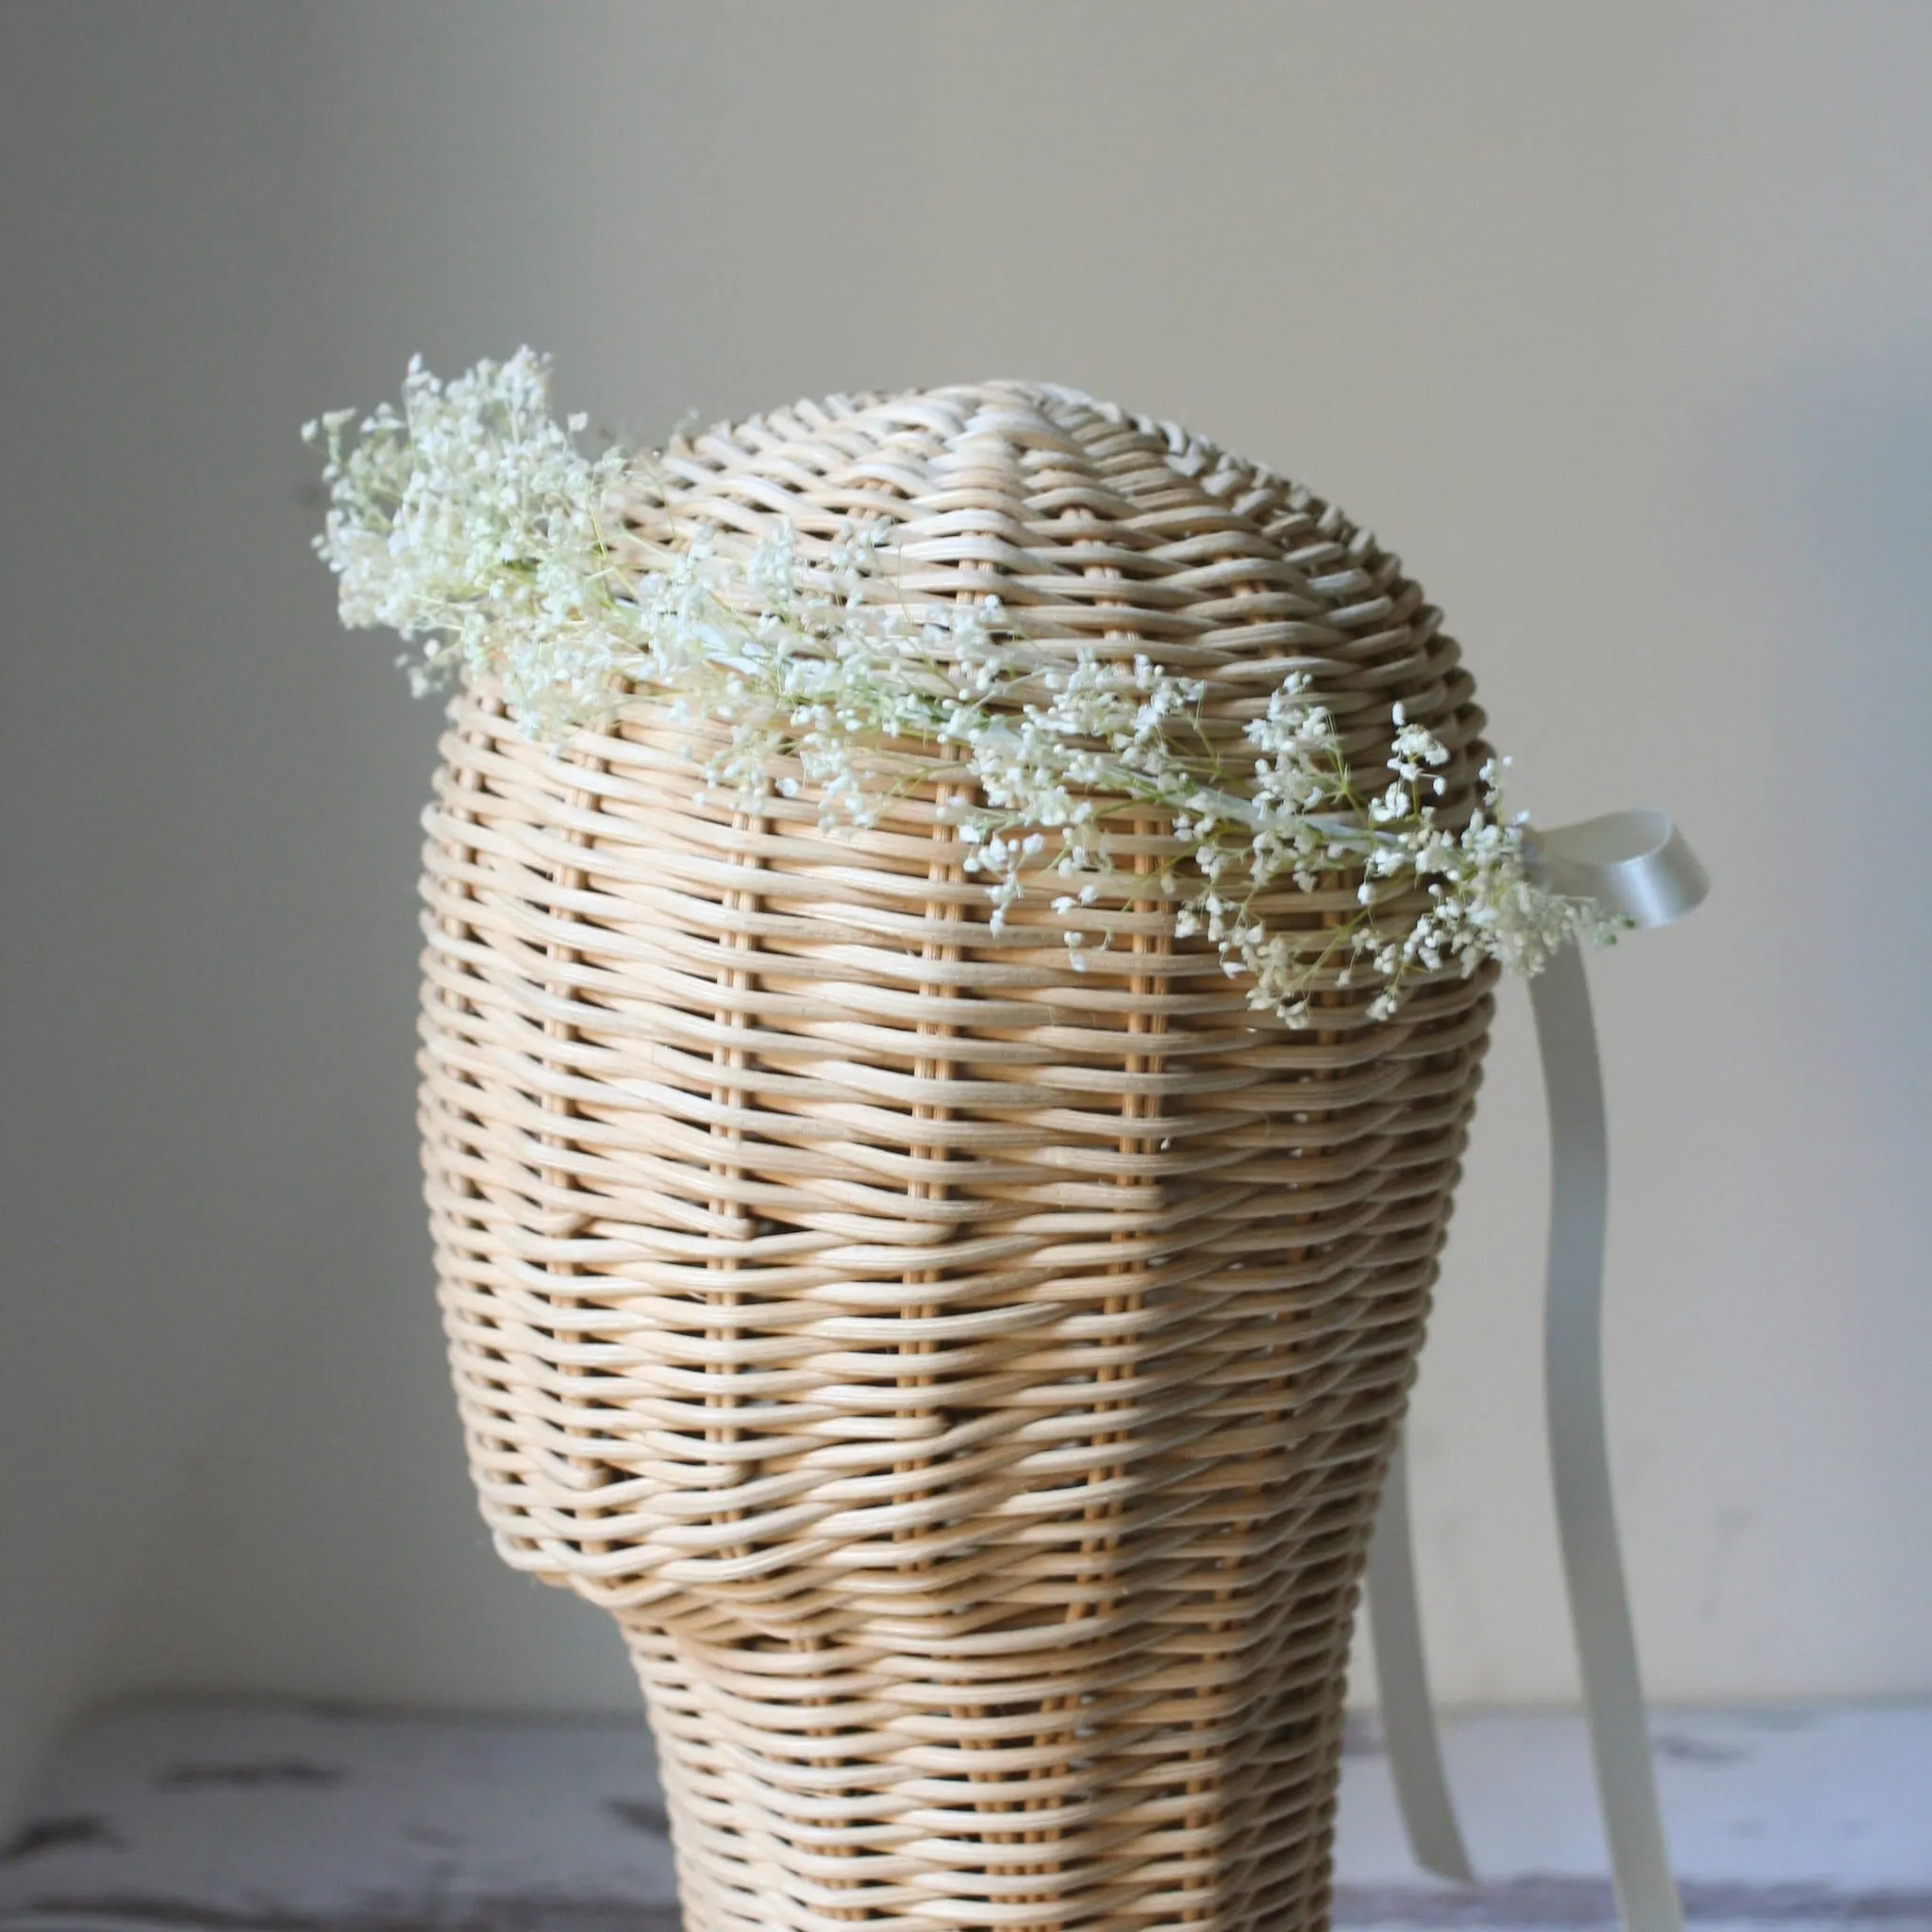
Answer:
417;381;1495;1932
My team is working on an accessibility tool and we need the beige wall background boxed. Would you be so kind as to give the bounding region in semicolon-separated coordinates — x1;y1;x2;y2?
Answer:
6;0;1929;1818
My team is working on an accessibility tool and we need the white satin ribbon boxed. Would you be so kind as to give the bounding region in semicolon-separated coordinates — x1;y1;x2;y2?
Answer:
1365;808;1708;1925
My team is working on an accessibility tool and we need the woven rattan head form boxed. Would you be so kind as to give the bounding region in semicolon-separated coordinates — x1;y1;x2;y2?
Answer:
418;379;1495;1932
613;379;1487;798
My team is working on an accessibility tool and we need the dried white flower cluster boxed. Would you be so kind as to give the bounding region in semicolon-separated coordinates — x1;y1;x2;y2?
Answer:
306;351;629;734
308;351;1617;1024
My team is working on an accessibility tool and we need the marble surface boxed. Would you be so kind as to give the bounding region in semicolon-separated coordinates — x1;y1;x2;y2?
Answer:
1;1700;1925;1930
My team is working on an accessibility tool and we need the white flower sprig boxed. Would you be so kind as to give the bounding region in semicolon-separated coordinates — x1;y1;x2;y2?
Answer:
307;351;1619;1023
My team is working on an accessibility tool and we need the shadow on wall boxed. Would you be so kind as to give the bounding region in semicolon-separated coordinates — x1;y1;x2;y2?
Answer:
1714;354;1932;1127
1696;347;1932;1657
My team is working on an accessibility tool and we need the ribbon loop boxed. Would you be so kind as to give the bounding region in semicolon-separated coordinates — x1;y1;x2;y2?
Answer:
1528;808;1709;931
1365;811;1706;1928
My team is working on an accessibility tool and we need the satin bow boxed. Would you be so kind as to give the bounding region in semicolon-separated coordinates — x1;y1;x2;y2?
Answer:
1365;808;1709;1930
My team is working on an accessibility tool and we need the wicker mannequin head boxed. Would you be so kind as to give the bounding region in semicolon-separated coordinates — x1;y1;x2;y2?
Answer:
418;381;1493;1932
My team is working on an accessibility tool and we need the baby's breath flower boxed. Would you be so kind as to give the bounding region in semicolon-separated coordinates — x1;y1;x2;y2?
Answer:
308;353;1619;1026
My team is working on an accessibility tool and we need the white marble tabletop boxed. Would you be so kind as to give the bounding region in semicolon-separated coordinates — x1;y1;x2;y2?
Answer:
1;1700;1925;1930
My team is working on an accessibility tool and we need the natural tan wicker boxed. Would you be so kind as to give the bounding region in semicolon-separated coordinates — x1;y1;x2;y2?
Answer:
417;381;1496;1932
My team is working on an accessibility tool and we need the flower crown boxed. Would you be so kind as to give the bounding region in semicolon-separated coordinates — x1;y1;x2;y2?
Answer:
306;350;1617;1024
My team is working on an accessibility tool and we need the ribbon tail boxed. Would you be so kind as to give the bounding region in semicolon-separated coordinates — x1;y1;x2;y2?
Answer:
1368;806;1701;1906
1366;1432;1477;1883
1534;946;1685;1932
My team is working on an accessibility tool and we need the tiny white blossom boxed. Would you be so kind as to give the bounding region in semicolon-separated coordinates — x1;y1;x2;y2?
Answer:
308;352;1620;1029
